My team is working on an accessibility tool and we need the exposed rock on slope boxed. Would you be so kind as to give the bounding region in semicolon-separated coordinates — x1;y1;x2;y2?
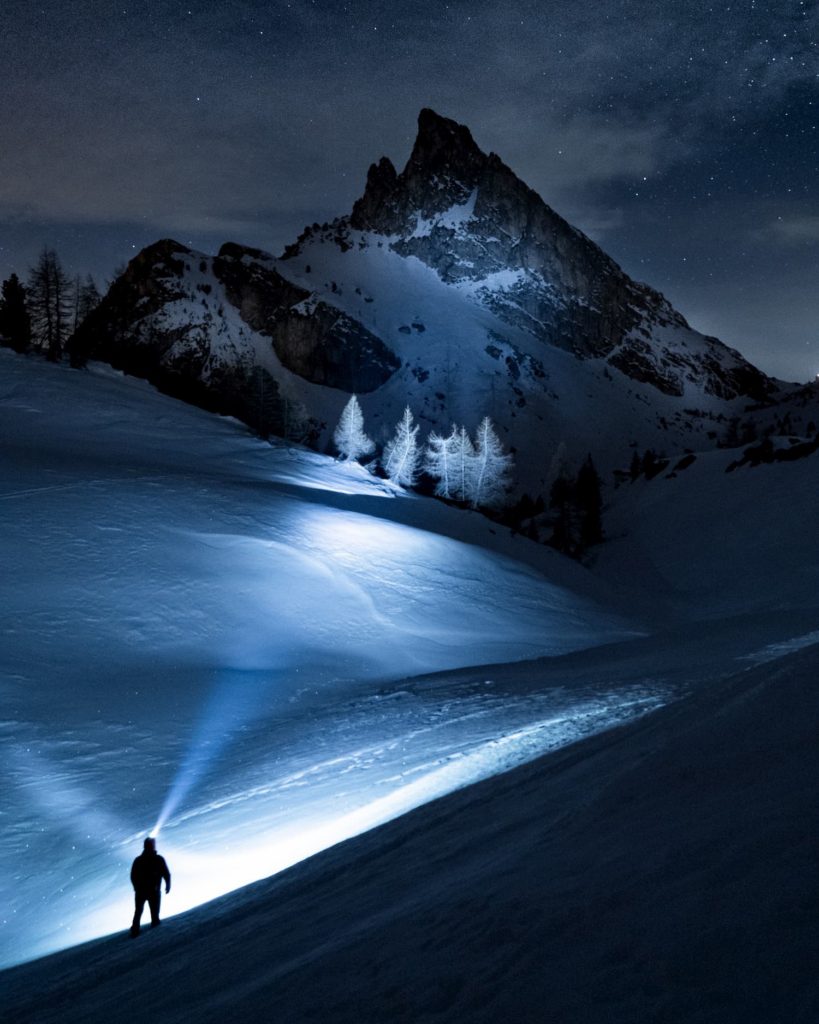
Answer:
71;240;400;438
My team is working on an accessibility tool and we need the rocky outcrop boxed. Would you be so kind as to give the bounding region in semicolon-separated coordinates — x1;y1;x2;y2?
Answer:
269;302;399;392
213;242;309;331
68;240;288;436
68;239;401;438
213;244;399;391
69;239;201;372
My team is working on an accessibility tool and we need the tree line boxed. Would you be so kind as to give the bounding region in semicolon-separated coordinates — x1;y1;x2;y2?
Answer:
334;395;513;510
0;248;101;360
333;395;603;556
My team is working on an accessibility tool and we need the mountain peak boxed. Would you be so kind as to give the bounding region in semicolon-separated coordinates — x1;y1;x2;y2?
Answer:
350;109;488;232
410;108;485;173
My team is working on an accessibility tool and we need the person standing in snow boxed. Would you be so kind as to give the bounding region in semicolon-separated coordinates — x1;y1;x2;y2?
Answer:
130;837;171;936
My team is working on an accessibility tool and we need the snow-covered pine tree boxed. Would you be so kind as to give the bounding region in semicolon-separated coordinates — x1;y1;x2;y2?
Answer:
382;406;421;486
451;425;476;503
471;416;513;509
424;426;459;499
333;394;375;462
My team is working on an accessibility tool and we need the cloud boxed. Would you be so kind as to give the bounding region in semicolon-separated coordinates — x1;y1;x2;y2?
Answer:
769;212;819;242
770;216;819;245
1;1;811;229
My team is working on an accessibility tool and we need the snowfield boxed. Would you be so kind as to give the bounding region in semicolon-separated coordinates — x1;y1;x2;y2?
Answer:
0;351;639;969
2;348;819;1022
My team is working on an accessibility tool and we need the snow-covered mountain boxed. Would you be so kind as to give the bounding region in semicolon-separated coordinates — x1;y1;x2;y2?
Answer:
70;109;812;493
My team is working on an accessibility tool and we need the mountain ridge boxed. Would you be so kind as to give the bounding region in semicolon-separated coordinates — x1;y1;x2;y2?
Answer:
69;108;813;492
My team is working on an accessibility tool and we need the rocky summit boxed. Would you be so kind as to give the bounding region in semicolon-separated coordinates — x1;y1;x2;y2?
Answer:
69;109;811;494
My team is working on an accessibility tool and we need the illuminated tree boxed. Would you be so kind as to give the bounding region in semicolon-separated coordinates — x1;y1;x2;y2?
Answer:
471;416;513;509
334;394;375;462
382;406;420;486
451;425;476;503
424;426;459;499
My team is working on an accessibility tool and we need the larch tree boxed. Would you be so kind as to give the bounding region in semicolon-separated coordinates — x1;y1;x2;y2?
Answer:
382;406;421;486
333;394;375;462
575;454;604;548
471;416;513;509
424;426;459;499
28;248;72;361
451;425;476;503
72;274;101;333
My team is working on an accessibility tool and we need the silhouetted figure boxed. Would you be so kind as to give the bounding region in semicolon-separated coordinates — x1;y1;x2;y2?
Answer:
130;837;171;936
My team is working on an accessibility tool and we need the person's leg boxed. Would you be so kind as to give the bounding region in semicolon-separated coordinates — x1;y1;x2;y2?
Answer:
131;893;146;934
148;887;162;926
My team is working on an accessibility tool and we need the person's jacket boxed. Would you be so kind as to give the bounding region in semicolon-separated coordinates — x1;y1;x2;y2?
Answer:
130;850;171;893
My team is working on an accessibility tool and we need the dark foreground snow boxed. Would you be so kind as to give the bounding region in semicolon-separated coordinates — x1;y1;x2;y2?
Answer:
3;643;818;1023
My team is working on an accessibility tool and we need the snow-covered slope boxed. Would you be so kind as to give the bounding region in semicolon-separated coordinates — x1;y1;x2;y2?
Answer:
3;332;819;1018
0;350;644;968
3;639;818;1024
69;110;814;493
599;440;819;621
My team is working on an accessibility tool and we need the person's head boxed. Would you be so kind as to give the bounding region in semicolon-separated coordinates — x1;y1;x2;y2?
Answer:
143;837;156;853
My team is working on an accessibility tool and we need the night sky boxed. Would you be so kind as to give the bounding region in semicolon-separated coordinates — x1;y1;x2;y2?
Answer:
1;1;817;380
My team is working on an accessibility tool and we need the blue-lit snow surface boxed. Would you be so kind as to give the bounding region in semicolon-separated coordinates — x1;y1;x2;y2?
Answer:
0;352;653;967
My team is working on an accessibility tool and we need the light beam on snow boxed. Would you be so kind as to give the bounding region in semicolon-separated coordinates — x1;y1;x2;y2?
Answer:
152;667;284;836
7;747;127;845
300;506;433;566
73;693;664;955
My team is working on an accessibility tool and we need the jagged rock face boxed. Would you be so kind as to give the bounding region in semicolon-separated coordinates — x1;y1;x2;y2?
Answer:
70;239;207;374
343;109;773;402
212;244;399;392
269;302;400;393
348;109;655;359
214;242;309;330
69;240;289;436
